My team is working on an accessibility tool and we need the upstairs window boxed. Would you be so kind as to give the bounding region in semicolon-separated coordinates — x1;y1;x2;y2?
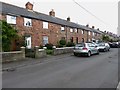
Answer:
81;30;84;34
95;33;97;36
43;22;48;29
24;18;32;26
61;26;65;31
7;15;16;24
70;28;73;32
93;32;95;36
74;28;78;33
88;31;91;35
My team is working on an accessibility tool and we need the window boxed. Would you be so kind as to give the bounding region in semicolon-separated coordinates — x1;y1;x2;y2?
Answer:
70;28;73;32
88;31;91;35
75;28;78;33
95;33;97;36
93;32;95;36
81;30;84;34
7;15;16;24
43;36;48;45
43;22;48;29
24;18;32;26
61;26;65;31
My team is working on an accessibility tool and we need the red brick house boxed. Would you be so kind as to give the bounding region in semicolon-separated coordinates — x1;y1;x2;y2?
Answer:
0;2;102;49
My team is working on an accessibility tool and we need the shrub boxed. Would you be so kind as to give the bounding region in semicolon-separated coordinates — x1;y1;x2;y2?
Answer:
46;49;53;55
45;43;53;50
66;42;75;47
57;44;64;48
59;39;66;46
1;20;18;51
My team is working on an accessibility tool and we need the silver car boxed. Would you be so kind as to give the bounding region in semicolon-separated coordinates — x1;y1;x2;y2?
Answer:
97;43;110;52
74;43;99;57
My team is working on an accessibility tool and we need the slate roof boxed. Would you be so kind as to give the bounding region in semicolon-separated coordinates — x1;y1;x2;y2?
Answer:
0;1;101;34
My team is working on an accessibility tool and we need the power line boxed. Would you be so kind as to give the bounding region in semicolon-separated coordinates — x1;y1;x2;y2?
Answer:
72;0;109;25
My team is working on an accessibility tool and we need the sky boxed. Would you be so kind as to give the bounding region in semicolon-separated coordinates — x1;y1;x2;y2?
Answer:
0;0;119;34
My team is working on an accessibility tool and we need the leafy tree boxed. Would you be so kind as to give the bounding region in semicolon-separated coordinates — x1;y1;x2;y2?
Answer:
0;20;18;51
102;35;110;42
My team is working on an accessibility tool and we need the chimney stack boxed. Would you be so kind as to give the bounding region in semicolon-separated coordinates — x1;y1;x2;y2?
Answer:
67;17;70;21
86;24;89;27
97;28;99;30
25;2;33;10
92;26;95;29
49;9;55;17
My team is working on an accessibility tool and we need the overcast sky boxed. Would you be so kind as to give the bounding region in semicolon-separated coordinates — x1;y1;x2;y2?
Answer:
0;0;118;34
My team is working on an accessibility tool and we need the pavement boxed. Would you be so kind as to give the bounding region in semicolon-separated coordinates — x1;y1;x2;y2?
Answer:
2;54;72;71
2;48;119;88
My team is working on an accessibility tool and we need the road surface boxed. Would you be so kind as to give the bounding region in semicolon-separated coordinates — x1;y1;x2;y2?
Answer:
2;48;119;88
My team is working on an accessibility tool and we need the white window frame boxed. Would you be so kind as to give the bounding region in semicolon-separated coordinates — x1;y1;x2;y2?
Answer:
81;30;84;34
7;15;16;24
93;32;95;36
61;26;65;31
43;36;48;45
70;28;73;32
74;28;78;33
88;31;91;35
95;33;97;36
24;18;32;27
43;22;48;29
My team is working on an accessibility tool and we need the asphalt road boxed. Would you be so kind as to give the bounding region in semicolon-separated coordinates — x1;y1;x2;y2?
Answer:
2;48;119;88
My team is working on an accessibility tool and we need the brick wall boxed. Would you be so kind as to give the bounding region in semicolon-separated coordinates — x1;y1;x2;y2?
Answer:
0;13;102;49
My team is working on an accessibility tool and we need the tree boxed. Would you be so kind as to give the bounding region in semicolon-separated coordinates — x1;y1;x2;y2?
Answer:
102;34;110;42
0;20;18;51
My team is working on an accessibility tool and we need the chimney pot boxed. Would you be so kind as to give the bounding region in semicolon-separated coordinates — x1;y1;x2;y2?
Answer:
97;28;99;30
25;2;33;10
92;26;95;29
86;24;89;27
67;17;70;21
49;9;55;16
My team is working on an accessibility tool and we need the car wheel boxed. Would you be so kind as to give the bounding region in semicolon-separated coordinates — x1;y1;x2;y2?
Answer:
104;48;107;52
74;52;78;56
87;51;91;57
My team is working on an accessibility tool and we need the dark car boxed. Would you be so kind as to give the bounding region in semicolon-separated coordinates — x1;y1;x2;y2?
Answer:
109;42;119;48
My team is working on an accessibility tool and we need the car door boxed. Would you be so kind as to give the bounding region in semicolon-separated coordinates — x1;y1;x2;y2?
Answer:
90;43;97;54
88;43;94;54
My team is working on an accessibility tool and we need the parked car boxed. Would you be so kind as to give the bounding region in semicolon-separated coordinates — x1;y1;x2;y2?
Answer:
97;43;110;52
73;43;99;57
109;42;119;48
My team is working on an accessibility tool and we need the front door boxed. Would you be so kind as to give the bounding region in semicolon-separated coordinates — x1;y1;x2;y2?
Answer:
25;36;31;49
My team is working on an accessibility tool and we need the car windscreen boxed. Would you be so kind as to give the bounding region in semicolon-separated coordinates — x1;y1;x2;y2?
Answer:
99;43;105;46
75;43;85;47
